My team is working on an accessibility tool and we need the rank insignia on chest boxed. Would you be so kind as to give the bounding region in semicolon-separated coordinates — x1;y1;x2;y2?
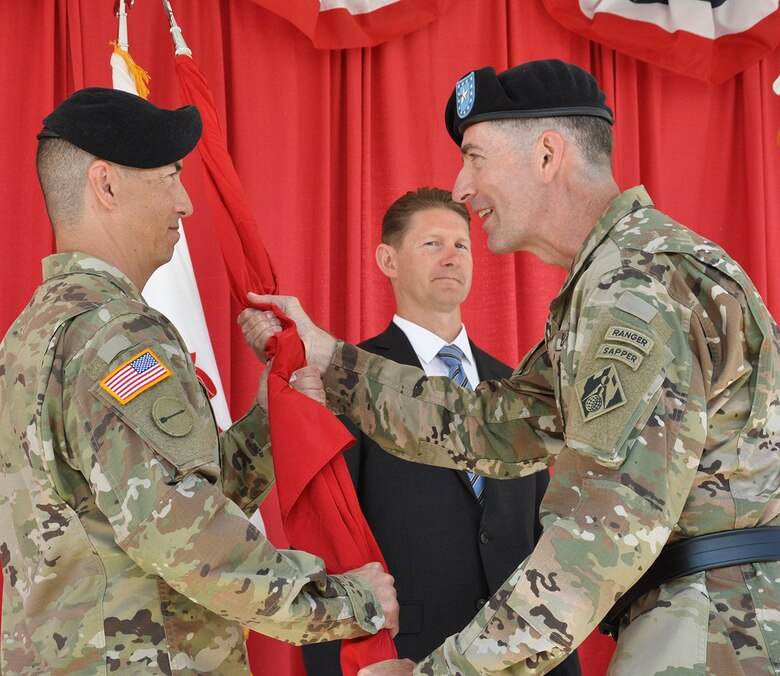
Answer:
576;364;626;421
100;349;171;404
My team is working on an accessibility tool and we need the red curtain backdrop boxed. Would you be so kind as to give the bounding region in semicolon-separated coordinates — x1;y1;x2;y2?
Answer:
1;1;779;674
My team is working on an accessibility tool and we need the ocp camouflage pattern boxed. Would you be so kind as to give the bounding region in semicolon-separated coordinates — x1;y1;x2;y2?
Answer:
0;253;384;674
324;187;780;674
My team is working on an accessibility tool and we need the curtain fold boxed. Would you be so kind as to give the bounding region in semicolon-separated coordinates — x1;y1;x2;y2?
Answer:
1;1;779;674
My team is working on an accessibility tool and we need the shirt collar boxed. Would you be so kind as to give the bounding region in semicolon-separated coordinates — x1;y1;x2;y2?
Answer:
392;314;475;368
42;252;143;302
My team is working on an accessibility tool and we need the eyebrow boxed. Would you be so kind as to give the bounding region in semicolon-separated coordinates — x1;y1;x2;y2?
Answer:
460;143;479;157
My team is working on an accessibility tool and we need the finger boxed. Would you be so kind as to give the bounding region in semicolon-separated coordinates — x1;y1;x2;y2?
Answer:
237;307;261;324
239;309;281;331
291;364;321;379
291;379;323;394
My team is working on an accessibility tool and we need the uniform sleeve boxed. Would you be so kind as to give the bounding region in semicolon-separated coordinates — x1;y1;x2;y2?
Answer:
413;278;710;673
323;339;563;479
218;402;276;514
63;311;385;645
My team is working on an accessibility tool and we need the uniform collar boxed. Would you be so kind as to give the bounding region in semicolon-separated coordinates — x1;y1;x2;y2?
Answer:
554;186;653;304
42;252;143;301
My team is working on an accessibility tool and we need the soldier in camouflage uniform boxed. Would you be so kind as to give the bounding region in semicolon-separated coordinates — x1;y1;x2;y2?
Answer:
241;60;780;674
0;88;398;675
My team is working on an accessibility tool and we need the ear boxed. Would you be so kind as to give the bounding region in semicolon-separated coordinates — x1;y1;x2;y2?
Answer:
86;160;119;211
375;243;398;280
535;130;565;183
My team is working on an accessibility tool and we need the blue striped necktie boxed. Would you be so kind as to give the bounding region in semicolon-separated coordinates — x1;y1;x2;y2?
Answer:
437;344;485;504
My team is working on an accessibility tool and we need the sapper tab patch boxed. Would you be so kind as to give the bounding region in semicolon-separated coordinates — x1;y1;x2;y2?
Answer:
100;349;171;404
604;325;654;354
577;364;626;421
596;343;644;371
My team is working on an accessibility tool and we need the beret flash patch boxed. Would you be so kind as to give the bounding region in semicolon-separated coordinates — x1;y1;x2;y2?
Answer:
455;72;476;119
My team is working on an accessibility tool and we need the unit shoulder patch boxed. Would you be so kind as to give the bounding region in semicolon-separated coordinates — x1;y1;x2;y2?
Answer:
152;396;193;437
576;364;626;421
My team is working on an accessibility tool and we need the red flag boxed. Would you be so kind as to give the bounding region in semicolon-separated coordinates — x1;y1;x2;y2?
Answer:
248;0;454;49
543;0;780;84
175;56;278;300
174;53;397;674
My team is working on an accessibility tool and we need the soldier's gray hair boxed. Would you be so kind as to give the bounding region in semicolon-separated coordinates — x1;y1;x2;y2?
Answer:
36;138;96;230
492;116;613;175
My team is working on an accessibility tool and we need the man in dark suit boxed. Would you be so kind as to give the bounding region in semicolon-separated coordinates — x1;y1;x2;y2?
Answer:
302;188;579;675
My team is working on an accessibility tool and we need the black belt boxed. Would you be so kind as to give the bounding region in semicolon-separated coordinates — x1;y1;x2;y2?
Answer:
599;526;780;640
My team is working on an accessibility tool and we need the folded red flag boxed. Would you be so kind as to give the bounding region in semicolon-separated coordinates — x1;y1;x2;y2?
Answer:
262;307;397;672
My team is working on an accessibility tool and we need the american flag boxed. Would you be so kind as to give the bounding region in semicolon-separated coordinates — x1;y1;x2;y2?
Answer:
101;349;171;404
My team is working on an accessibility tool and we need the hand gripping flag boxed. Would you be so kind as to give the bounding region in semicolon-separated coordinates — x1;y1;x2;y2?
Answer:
543;0;780;84
248;0;454;49
168;5;397;671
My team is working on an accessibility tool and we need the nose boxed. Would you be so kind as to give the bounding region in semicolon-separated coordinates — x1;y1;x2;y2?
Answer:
452;165;474;204
176;181;194;219
440;243;460;267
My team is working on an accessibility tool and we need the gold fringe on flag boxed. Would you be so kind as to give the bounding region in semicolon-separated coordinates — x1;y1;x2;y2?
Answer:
110;41;151;99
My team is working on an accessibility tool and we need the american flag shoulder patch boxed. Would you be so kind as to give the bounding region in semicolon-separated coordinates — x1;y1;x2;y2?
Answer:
100;349;172;405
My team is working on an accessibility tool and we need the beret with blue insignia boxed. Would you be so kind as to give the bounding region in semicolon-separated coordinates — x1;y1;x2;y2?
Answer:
445;59;614;145
38;87;202;169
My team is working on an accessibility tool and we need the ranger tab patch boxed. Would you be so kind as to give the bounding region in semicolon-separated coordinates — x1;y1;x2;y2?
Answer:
100;349;171;404
604;325;654;354
577;364;626;421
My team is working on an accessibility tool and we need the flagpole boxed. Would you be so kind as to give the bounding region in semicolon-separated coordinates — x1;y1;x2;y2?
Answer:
161;0;192;56
115;0;130;51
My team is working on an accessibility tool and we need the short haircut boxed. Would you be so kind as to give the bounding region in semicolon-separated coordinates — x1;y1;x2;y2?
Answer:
36;138;96;229
381;187;470;248
494;115;614;171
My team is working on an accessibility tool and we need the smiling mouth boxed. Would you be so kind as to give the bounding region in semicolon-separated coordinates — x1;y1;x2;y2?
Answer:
478;208;493;218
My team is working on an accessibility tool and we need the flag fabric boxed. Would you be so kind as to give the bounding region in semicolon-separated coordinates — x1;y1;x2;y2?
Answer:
110;41;150;98
263;312;398;674
174;56;278;300
542;0;780;84
248;0;454;49
174;53;397;674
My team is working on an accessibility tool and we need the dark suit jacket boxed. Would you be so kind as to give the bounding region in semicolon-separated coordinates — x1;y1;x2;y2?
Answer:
302;323;580;674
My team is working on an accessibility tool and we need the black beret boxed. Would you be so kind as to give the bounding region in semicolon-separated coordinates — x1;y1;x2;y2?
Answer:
38;87;202;168
445;59;614;145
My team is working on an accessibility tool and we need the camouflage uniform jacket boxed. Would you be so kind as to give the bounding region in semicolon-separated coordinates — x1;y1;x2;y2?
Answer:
324;187;780;674
0;253;384;675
